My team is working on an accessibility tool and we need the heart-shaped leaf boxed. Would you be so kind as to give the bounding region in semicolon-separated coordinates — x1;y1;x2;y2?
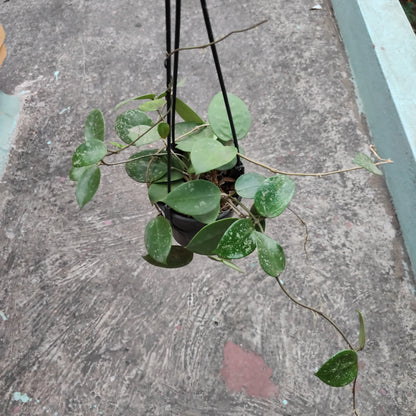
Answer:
253;231;285;276
143;245;193;268
145;216;172;264
175;124;215;152
353;153;383;175
315;350;358;387
254;175;296;218
115;110;152;144
84;109;105;142
191;140;237;175
125;150;167;183
72;139;107;167
208;92;251;141
161;180;221;216
186;218;238;255
76;165;101;207
214;218;256;259
235;173;267;198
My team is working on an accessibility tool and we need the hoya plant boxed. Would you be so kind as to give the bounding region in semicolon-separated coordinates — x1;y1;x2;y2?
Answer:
69;89;392;414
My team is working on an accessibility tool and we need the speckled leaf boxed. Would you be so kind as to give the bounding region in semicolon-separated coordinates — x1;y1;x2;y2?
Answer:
253;231;285;276
208;92;251;141
127;125;161;147
315;350;358;387
161;180;221;216
125;150;167;183
254;175;295;218
175;97;205;124
138;98;166;112
145;216;172;264
72;139;107;167
143;246;193;268
353;153;383;175
192;203;220;224
115;110;153;144
235;173;267;198
214;219;256;259
75;165;101;208
357;310;366;350
186;218;238;255
69;165;91;181
209;255;243;273
84;109;105;142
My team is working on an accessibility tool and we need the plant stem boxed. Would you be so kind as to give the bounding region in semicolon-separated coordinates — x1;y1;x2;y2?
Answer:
167;20;268;57
287;207;309;258
352;376;359;416
274;277;354;350
238;153;393;177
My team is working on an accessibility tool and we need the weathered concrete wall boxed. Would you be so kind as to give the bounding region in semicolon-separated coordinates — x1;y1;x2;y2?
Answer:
0;1;415;415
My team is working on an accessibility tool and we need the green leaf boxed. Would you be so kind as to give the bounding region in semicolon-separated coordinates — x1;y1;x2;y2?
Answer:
357;310;366;350
84;109;105;142
114;94;156;110
75;165;101;207
148;181;184;204
138;98;166;112
191;140;237;175
209;255;244;272
186;218;238;255
214;218;256;259
125;150;167;183
72;139;107;167
175;97;205;124
208;92;251;141
154;170;184;183
254;175;296;218
115;109;153;144
69;165;91;181
315;350;358;387
161;180;221;216
353;153;383;175
145;216;172;264
235;173;267;198
253;231;285;276
127;125;161;147
158;122;170;139
175;124;215;152
109;141;128;150
192;203;220;224
143;245;193;268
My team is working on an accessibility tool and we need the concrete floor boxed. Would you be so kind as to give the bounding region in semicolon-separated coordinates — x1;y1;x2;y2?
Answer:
0;0;415;415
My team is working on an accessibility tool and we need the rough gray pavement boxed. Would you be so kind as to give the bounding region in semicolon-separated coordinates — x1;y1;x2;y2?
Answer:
1;1;415;415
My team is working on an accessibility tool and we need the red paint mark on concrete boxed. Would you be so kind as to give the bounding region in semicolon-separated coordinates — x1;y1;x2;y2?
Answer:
104;220;113;226
358;360;365;370
345;221;353;229
379;388;387;396
13;406;21;414
220;342;279;399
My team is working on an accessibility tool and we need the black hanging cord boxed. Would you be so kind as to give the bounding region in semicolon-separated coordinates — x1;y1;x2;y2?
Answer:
165;0;173;192
171;0;181;151
200;0;241;163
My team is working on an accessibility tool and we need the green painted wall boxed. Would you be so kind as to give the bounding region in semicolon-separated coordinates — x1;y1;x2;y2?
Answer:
331;0;416;276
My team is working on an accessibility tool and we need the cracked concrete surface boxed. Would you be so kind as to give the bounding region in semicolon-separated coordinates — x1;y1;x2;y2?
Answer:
0;0;415;415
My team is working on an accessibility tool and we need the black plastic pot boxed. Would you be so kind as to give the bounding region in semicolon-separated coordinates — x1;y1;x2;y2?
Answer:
158;164;244;246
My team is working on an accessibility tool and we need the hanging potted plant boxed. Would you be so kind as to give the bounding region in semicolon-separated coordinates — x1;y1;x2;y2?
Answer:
69;1;393;413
